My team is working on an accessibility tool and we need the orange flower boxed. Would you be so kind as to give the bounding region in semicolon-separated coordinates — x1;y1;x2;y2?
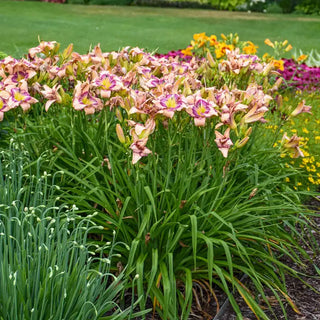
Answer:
243;41;258;55
262;53;270;61
215;43;234;59
193;32;207;42
297;54;308;62
181;46;193;56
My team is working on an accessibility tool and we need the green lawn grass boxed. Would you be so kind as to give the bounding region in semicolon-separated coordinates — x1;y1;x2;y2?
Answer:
1;1;320;57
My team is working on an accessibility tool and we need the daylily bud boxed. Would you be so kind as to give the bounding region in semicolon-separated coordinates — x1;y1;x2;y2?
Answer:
246;127;252;136
183;79;192;96
235;136;249;149
116;124;126;144
264;38;274;48
66;64;74;76
206;50;215;68
62;43;73;61
115;108;123;122
285;44;292;52
230;114;237;130
262;62;274;76
270;77;283;92
249;188;258;199
276;95;283;109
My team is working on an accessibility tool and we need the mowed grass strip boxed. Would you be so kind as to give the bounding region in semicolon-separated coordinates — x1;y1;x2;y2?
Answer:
1;0;320;57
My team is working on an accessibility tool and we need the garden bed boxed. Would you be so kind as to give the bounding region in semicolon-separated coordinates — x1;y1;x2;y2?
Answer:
0;33;320;320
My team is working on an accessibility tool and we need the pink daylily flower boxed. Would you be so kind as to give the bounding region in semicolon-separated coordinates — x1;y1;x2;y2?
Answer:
215;128;233;158
73;81;102;115
128;119;155;164
40;84;62;112
93;72;123;98
281;133;304;158
0;95;9;121
130;138;152;164
155;93;186;118
8;82;38;111
291;100;312;117
28;41;59;58
186;95;218;126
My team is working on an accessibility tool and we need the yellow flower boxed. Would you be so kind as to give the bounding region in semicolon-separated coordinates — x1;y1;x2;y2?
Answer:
243;41;258;55
209;35;218;46
302;128;309;134
215;43;234;59
308;176;315;184
198;40;207;48
193;32;207;42
264;38;274;48
181;46;193;56
273;59;284;71
221;33;227;41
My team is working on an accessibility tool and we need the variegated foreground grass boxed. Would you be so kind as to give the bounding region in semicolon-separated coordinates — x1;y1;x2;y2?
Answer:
0;145;149;320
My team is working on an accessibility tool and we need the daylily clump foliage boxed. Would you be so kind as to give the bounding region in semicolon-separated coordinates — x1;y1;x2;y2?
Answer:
0;40;310;163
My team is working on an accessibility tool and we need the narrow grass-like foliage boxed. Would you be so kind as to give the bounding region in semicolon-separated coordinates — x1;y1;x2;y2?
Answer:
0;145;148;320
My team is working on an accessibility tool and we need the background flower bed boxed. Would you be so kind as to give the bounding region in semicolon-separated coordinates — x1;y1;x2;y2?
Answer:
1;1;320;58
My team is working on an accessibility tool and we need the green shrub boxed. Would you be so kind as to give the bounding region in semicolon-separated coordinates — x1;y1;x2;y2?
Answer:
134;0;247;10
295;0;320;14
265;1;282;13
278;0;299;13
0;52;7;60
67;0;133;5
